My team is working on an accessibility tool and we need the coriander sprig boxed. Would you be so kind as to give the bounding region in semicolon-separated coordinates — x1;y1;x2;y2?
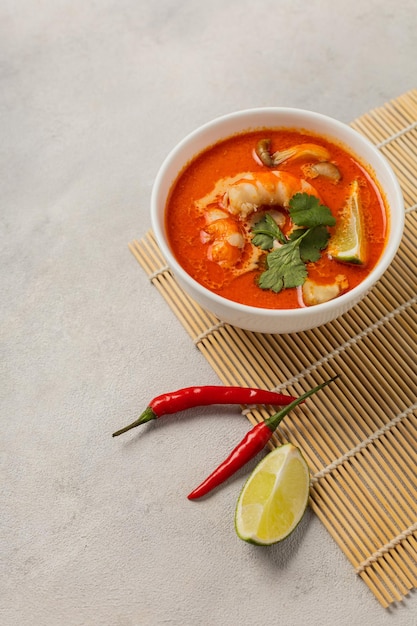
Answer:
252;193;336;294
251;213;287;249
289;193;335;228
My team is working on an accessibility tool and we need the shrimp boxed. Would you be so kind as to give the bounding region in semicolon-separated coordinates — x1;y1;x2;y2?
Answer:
224;170;320;219
195;173;249;213
200;209;245;268
200;208;262;273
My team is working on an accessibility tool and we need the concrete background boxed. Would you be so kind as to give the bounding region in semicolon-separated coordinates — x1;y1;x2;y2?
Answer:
1;1;416;624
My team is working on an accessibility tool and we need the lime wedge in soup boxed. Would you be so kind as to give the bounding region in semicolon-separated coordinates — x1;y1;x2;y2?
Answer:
328;180;367;264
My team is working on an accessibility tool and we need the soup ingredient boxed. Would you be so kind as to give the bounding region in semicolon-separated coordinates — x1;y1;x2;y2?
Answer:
224;170;320;219
255;139;330;167
112;386;299;437
202;208;263;277
187;376;337;500
251;213;287;250
302;274;348;306
255;193;336;294
201;209;245;268
235;443;310;545
328;180;367;264
255;138;277;167
302;161;342;182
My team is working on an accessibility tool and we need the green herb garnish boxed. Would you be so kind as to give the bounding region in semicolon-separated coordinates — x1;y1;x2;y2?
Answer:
253;193;336;294
289;193;336;228
251;213;286;249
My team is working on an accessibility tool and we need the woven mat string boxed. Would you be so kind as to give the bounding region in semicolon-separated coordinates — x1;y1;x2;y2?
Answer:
310;402;417;484
355;522;417;575
376;119;417;148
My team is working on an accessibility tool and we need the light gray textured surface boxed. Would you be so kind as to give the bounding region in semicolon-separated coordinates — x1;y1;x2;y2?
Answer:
1;1;416;625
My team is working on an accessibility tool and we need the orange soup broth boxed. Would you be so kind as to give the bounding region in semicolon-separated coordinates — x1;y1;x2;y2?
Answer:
165;130;387;309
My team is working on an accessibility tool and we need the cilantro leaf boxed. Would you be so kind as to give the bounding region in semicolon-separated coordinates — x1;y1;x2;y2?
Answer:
289;193;336;228
253;193;336;294
257;238;308;292
290;225;331;262
251;213;286;250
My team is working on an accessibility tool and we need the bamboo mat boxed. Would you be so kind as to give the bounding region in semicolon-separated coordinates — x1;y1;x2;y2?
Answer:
130;90;417;608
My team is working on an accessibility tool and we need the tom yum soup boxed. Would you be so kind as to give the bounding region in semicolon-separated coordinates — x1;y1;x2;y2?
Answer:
165;129;388;310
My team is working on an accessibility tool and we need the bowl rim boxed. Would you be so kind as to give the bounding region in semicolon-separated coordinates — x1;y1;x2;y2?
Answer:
151;107;405;321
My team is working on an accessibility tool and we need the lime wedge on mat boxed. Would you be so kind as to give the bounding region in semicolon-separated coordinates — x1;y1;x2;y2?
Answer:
235;443;310;545
328;180;367;264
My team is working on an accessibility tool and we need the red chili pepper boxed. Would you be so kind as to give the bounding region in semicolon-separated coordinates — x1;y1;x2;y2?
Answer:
112;386;298;437
187;376;338;500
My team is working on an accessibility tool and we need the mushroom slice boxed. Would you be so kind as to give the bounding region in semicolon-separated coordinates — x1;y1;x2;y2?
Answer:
255;140;330;167
302;274;348;306
301;161;342;183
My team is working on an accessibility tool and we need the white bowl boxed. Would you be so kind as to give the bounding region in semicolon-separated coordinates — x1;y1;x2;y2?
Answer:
151;108;404;334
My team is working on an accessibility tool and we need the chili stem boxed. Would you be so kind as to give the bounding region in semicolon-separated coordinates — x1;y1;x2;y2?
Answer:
265;375;339;432
112;407;156;437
